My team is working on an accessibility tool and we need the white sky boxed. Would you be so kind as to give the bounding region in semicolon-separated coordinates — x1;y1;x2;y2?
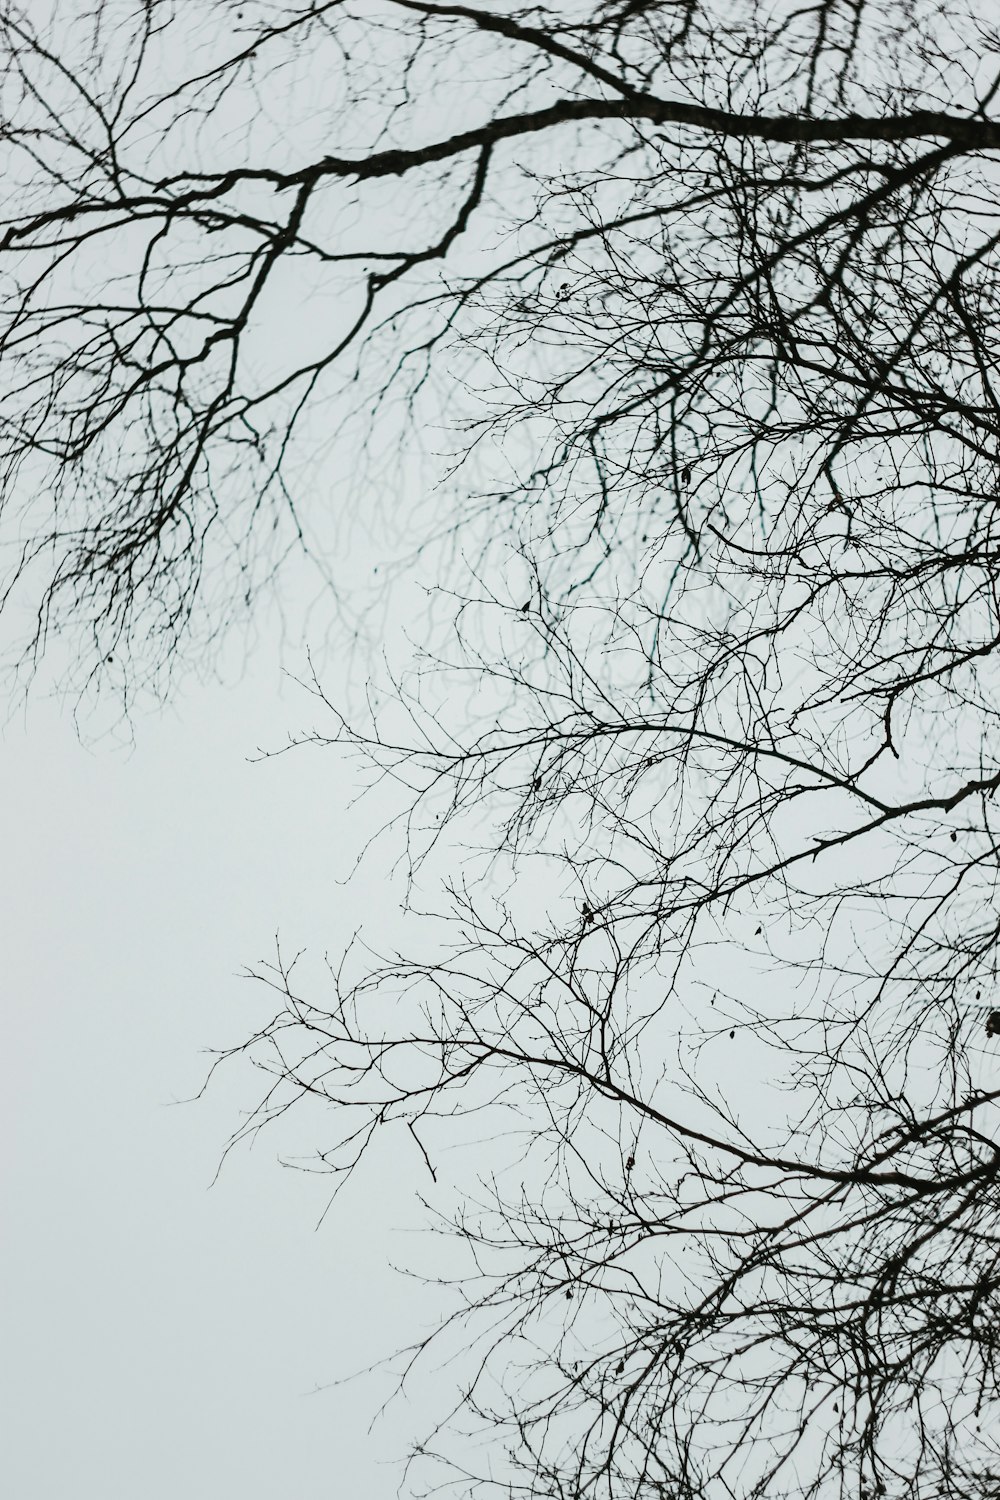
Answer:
1;647;437;1498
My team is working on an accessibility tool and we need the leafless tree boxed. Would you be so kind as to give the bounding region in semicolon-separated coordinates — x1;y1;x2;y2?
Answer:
6;2;1000;1498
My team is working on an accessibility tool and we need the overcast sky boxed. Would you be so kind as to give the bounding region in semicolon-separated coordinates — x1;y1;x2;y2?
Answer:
1;637;441;1498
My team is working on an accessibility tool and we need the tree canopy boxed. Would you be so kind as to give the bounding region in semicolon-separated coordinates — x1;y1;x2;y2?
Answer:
5;4;1000;1499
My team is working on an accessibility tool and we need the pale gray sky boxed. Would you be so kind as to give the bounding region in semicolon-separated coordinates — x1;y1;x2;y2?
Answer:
1;651;434;1498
